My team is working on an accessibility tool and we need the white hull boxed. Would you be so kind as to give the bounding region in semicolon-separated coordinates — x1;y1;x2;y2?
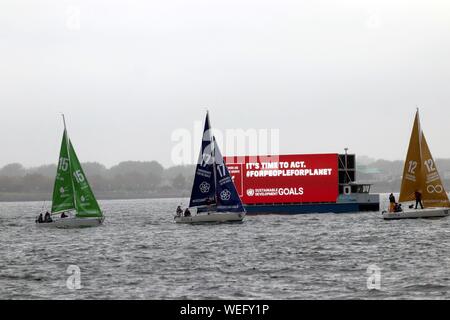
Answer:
383;208;449;220
36;217;104;229
174;212;245;224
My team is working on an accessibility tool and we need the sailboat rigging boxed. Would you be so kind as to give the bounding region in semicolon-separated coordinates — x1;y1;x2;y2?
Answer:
35;115;105;228
383;109;449;220
174;111;246;224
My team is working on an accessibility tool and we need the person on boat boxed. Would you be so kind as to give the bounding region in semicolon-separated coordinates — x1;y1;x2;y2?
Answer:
415;190;424;209
36;213;44;223
394;203;403;213
389;193;396;212
206;197;215;213
61;212;68;218
184;208;191;217
176;206;183;217
44;211;53;223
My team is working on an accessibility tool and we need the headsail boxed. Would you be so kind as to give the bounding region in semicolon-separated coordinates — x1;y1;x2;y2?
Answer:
419;133;450;207
51;129;75;213
399;110;450;207
189;112;216;208
68;140;103;218
213;138;245;213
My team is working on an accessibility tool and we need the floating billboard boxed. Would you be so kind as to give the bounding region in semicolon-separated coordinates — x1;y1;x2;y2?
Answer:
224;154;339;204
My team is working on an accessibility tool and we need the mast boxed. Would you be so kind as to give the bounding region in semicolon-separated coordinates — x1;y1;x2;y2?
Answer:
62;113;67;131
344;147;349;184
63;114;78;214
208;111;218;205
213;138;218;205
416;108;423;158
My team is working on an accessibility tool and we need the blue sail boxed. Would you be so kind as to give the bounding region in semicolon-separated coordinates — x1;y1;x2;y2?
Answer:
213;138;246;213
189;113;216;208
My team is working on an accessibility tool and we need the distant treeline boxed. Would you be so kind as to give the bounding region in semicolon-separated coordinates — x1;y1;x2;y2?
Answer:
1;159;450;201
0;162;195;202
356;158;450;193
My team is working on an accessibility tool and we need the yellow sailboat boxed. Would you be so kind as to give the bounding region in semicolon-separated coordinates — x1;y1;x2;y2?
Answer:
383;110;450;220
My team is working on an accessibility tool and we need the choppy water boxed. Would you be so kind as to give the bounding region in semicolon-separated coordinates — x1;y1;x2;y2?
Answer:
0;195;449;300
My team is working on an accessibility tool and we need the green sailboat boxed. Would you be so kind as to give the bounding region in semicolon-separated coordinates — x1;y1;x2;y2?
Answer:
36;116;104;228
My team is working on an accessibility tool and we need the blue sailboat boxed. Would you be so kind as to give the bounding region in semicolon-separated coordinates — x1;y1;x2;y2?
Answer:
174;112;246;224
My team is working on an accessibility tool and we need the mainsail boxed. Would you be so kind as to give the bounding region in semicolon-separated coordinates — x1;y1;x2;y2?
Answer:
189;112;216;208
399;110;450;207
51;129;75;213
51;120;103;218
213;138;245;213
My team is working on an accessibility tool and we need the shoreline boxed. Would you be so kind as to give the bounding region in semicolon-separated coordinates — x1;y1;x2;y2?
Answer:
0;192;190;203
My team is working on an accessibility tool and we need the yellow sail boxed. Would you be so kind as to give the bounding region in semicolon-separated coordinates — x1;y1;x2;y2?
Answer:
399;111;422;203
399;110;450;207
420;133;450;207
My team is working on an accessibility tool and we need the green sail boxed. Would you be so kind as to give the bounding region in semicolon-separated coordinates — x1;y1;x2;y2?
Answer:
68;140;103;218
51;130;75;213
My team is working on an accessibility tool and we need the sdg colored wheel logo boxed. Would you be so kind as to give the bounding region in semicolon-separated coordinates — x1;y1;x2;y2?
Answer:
199;182;211;194
220;189;231;201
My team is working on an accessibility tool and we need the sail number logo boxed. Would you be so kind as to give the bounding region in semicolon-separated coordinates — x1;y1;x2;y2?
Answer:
199;182;211;194
74;170;85;183
408;161;418;175
408;159;437;175
201;152;212;167
424;159;436;173
216;164;227;178
59;158;70;172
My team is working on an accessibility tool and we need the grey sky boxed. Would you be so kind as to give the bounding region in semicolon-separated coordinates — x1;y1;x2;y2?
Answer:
1;0;450;168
